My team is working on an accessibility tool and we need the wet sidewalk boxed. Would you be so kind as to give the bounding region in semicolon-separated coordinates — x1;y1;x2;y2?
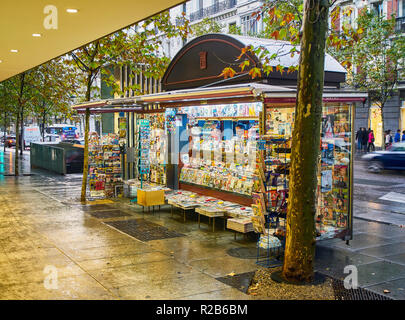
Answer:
0;149;404;300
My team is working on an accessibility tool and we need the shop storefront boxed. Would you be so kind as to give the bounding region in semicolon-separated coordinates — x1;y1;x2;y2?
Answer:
73;34;367;247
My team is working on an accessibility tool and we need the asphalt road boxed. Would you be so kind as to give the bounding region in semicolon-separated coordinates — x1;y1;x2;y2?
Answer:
354;158;405;226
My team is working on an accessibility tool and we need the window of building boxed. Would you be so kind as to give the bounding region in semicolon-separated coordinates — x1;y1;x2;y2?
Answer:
241;14;257;36
372;1;384;18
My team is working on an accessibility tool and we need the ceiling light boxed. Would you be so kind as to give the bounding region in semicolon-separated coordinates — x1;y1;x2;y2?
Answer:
32;33;42;37
66;9;78;13
10;49;18;53
0;60;2;63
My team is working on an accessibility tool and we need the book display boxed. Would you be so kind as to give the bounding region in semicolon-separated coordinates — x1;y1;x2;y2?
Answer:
179;102;262;197
88;133;122;198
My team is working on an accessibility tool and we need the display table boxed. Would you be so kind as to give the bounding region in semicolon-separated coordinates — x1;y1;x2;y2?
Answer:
137;189;165;214
167;200;199;222
195;207;226;232
227;217;254;239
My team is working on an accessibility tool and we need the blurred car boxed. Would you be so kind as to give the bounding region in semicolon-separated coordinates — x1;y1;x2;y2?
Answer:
2;135;16;147
361;141;405;173
43;134;61;143
63;138;84;145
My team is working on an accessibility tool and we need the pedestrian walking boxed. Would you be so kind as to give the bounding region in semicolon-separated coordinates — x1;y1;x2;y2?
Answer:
355;127;362;151
385;130;393;150
394;129;401;143
367;129;375;152
360;127;368;152
402;130;405;142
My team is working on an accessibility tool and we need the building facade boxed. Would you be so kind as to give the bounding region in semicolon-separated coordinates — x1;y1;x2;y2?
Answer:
167;0;405;148
331;0;405;147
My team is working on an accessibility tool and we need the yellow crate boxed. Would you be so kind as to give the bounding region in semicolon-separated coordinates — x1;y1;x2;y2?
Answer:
137;189;165;207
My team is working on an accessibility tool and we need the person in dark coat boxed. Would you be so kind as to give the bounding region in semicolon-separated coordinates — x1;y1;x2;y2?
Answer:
355;128;362;151
360;127;368;153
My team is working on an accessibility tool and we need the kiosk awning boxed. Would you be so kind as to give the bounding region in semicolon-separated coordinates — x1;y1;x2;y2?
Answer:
71;83;367;114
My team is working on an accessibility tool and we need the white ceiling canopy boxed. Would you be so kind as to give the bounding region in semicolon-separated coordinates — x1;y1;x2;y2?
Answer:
0;0;185;81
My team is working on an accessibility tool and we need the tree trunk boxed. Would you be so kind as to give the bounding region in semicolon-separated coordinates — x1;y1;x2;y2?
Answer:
380;105;385;150
42;108;46;141
14;109;20;176
80;72;93;203
281;0;329;283
20;106;24;155
3;113;7;153
14;73;25;176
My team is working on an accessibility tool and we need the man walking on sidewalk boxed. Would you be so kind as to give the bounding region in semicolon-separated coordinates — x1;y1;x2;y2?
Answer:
394;129;401;143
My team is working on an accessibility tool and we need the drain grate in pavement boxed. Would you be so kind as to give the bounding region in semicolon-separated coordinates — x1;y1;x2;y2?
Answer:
104;219;185;242
330;278;394;300
80;204;114;212
88;209;132;219
227;247;268;259
216;271;256;294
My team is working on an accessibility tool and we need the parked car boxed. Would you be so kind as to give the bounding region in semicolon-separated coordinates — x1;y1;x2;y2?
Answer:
361;142;405;173
2;135;16;147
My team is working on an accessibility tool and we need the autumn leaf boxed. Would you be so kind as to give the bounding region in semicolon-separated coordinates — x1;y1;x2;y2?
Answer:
270;30;279;40
237;46;250;60
248;67;261;79
239;60;250;72
220;67;236;79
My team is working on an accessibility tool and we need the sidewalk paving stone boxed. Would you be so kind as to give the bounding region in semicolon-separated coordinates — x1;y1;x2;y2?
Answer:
357;260;405;287
358;242;405;258
365;278;405;300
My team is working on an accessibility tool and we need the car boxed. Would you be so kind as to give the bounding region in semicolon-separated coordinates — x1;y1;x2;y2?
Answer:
361;141;405;173
43;134;61;143
62;138;84;145
3;135;16;147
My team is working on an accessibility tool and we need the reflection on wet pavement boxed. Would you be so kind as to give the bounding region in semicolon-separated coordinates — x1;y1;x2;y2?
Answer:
0;149;405;300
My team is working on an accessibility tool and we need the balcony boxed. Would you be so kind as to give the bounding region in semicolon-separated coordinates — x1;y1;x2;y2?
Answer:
189;0;237;22
395;16;405;33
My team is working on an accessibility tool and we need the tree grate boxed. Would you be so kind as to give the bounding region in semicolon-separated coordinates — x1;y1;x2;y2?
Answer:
88;209;132;219
216;270;395;300
104;219;185;242
330;278;394;300
216;271;256;294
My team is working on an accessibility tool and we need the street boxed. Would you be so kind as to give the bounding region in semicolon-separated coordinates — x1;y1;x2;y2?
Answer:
354;156;405;226
0;148;404;299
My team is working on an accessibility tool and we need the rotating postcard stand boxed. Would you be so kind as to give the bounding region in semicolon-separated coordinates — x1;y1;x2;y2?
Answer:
254;112;287;268
254;103;354;267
